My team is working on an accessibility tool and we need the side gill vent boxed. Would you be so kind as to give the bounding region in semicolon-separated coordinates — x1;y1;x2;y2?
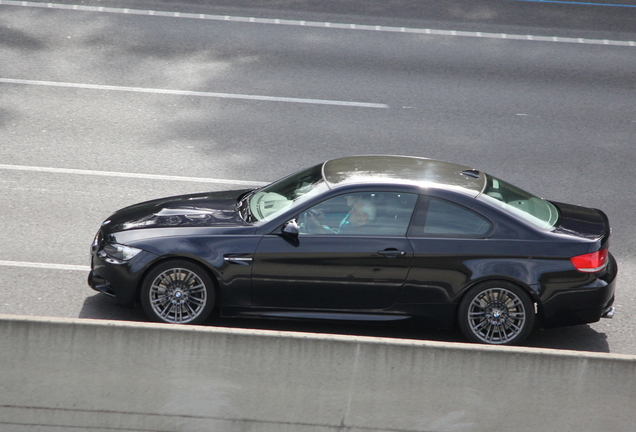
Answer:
460;169;480;179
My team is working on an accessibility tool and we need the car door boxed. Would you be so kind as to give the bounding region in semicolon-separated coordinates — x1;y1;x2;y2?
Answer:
405;196;494;303
251;192;418;310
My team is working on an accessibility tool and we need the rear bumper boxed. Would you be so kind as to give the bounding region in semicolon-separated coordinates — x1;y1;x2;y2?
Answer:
540;254;617;328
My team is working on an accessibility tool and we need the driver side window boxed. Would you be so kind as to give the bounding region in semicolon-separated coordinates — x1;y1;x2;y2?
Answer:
298;192;417;236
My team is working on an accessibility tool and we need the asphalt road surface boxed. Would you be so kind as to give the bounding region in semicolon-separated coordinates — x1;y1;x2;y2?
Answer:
1;0;635;354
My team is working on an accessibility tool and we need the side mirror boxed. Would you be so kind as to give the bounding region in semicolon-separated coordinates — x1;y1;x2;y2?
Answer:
281;219;299;239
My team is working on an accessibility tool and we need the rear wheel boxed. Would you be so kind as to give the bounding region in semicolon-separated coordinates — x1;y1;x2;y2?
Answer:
141;260;215;324
458;281;535;345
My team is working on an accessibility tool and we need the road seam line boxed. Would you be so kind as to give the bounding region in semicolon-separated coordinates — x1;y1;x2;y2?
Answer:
0;0;633;47
512;0;636;7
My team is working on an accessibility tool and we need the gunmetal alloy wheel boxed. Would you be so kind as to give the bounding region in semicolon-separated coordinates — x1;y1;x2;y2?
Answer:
458;282;535;345
141;260;215;325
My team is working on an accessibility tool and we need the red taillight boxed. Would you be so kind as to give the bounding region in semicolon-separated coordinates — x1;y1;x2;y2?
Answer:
570;249;608;273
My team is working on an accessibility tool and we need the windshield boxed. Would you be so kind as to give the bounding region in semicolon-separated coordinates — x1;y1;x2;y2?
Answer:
479;175;559;229
247;164;328;222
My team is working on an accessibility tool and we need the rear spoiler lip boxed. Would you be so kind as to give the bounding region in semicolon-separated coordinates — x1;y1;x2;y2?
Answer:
549;201;611;247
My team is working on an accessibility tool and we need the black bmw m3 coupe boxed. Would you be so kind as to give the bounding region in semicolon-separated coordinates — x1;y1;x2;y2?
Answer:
89;155;617;345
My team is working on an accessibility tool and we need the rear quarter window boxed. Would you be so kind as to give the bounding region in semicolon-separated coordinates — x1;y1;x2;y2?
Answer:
409;197;492;238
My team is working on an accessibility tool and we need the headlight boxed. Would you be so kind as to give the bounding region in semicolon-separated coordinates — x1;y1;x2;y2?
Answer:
99;243;143;264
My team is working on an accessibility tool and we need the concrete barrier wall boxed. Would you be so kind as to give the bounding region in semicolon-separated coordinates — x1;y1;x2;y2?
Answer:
1;314;635;432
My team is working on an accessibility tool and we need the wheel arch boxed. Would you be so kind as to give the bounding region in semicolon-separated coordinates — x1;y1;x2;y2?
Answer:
135;255;222;307
456;277;539;344
454;276;541;324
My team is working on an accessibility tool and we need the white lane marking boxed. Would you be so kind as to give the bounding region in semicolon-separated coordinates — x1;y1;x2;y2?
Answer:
0;163;267;272
0;260;90;272
0;78;389;109
0;163;270;187
0;0;634;47
0;164;267;273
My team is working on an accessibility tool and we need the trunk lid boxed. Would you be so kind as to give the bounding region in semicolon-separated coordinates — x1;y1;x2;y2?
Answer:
551;201;610;248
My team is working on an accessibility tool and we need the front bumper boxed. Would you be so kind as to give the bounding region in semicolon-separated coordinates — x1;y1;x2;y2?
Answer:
88;249;157;306
88;270;117;299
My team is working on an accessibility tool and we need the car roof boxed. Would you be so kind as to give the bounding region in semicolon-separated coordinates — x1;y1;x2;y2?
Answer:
322;155;486;197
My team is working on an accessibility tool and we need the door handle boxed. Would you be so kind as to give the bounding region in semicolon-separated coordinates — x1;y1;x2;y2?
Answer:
377;249;406;257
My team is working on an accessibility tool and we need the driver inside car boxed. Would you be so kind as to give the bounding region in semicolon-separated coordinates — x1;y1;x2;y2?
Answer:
303;197;377;235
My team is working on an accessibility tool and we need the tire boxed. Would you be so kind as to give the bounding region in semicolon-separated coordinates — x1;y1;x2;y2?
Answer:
141;260;215;324
458;281;535;345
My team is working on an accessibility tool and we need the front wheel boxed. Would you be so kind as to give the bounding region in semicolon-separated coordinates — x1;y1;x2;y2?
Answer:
458;281;535;345
141;260;215;324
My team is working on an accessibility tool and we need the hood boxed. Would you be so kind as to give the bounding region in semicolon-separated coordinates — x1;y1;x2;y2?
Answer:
102;189;252;234
551;201;610;244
